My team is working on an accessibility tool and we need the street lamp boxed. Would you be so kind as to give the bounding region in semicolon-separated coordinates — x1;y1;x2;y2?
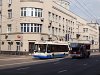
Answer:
0;26;1;54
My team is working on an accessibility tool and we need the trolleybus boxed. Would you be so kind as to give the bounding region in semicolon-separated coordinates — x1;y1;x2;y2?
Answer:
69;43;91;58
32;41;69;59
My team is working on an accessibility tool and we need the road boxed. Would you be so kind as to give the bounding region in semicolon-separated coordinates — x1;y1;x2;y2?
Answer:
0;54;100;75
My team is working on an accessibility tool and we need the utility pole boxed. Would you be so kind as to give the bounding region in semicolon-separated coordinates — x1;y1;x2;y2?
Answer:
99;26;100;52
0;0;2;54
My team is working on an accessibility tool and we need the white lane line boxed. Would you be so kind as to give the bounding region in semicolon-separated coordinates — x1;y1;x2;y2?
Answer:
17;67;30;70
58;70;67;73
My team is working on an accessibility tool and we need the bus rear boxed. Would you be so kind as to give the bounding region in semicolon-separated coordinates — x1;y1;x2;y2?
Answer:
69;43;90;58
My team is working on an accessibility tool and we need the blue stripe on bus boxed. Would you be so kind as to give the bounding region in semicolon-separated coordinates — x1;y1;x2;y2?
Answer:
33;55;52;59
54;54;66;58
33;54;67;59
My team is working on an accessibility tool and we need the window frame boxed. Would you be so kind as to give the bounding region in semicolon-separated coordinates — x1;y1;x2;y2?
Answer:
21;23;42;33
21;7;43;17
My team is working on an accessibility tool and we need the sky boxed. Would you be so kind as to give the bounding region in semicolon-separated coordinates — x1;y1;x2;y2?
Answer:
69;0;100;22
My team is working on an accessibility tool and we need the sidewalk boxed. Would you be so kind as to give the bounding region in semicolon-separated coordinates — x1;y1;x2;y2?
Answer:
0;54;32;59
91;52;100;56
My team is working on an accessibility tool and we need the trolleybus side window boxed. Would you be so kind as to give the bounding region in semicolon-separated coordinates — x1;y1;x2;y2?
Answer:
47;45;68;52
39;44;46;52
35;44;46;53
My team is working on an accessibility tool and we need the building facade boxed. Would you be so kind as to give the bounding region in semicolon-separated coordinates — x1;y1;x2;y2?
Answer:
0;0;99;54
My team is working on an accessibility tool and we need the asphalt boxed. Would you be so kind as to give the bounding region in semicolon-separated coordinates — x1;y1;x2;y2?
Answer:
0;53;100;75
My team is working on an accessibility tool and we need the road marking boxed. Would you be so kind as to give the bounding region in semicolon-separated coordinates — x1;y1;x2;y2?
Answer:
17;67;30;70
58;70;67;73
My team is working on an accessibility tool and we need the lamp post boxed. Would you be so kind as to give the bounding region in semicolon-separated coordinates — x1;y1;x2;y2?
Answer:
0;1;2;54
0;25;1;54
95;18;100;52
99;26;100;52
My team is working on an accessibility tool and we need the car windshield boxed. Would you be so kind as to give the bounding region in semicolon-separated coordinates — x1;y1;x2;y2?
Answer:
70;43;79;47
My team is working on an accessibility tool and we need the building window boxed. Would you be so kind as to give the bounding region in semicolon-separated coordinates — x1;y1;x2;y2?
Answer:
52;13;54;21
8;42;11;50
31;8;35;16
48;12;51;20
27;24;30;32
8;9;12;19
59;16;61;21
68;20;70;25
21;8;26;16
56;28;58;35
8;0;12;4
63;29;65;34
8;0;12;7
21;23;42;33
7;24;12;33
31;24;34;32
35;8;38;17
38;9;42;17
83;28;88;32
73;22;74;26
65;34;69;41
56;15;58;22
63;18;64;24
48;26;51;33
59;28;61;33
66;19;68;25
52;27;54;35
21;7;42;17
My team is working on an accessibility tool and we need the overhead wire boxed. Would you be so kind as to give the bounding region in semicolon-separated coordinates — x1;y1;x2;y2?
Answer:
82;0;100;23
74;0;97;20
68;0;93;20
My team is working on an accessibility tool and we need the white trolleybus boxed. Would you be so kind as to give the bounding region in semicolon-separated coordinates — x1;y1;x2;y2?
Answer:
32;41;69;59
